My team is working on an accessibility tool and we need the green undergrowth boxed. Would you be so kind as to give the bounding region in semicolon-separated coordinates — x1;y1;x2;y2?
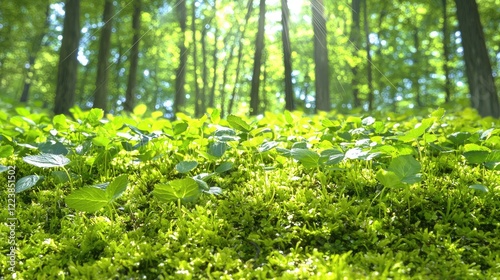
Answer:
0;105;499;279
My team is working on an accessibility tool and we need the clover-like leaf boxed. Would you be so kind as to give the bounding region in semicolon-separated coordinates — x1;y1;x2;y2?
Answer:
153;178;201;203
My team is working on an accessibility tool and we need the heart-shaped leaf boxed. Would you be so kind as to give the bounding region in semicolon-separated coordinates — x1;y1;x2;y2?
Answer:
291;148;320;169
16;175;44;193
23;153;70;168
105;174;129;200
65;188;109;212
153;178;201;203
176;160;198;173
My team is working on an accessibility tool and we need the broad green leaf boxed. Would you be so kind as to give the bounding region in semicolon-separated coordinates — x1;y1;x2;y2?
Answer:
291;148;320;169
431;108;445;119
209;108;221;124
447;132;471;146
0;165;8;173
176;160;198;173
38;141;68;155
87;108;104;125
388;155;422;184
23;153;70;168
284;110;294;124
292;142;308;149
376;169;404;188
398;118;434;142
92;136;111;147
51;170;74;184
65;188;109;212
52;114;68;129
193;178;210;191
320;149;344;165
344;148;368;160
241;136;264;147
16;175;44;193
153;178;201;203
204;186;223;195
173;122;188;135
133;104;147;116
215;162;233;173
105;174;129;200
463;151;489;164
258;141;279;153
469;184;488;193
0;145;14;158
208;141;228;158
227;115;251;132
463;143;490;152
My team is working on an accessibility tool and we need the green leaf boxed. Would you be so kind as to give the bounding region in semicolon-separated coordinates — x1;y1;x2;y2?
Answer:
376;169;404;188
204;186;222;195
208;141;228;158
469;184;488;193
258;141;279;153
193;178;210;191
65;188;109;212
87;108;104;125
16;175;44;193
23;153;70;168
215;162;233;173
38;141;68;155
284;110;294;124
0;145;14;158
173;122;188;135
105;174;129;200
51;170;71;184
176;160;198;173
133;104;147;116
92;136;111;147
291;148;320;169
227;115;251;132
344;148;368;160
463;151;489;164
463;143;490;152
398;118;434;142
153;178;201;203
388;155;422;184
0;165;8;173
447;132;471;146
320;149;344;165
209;108;221;124
361;116;375;126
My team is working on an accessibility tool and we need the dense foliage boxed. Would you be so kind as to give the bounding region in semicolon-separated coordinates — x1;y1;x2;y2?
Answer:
1;105;499;278
1;0;499;115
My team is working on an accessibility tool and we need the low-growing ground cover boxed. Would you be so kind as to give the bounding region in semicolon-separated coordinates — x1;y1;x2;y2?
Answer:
0;105;499;279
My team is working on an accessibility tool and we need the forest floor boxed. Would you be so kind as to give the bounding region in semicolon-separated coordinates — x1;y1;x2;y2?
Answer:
1;105;499;279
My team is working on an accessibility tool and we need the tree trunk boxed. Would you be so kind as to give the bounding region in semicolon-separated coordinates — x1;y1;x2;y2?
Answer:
192;0;202;117
454;0;499;118
442;0;452;103
250;0;266;116
311;0;330;112
21;4;50;103
363;0;373;111
124;0;141;112
174;0;187;114
413;27;422;107
209;0;219;109
54;0;80;115
220;34;236;118
228;0;254;116
93;0;114;111
281;0;294;111
349;0;361;108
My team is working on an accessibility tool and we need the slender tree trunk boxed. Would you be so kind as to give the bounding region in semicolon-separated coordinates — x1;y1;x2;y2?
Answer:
54;0;80;115
250;0;266;115
209;0;219;109
442;0;452;103
413;27;422;107
363;0;373;111
93;0;114;111
192;0;202;116
220;34;236;118
454;0;499;118
228;0;254;115
124;0;141;112
174;0;187;114
311;0;330;112
281;0;294;111
201;17;210;114
21;4;50;103
349;0;361;108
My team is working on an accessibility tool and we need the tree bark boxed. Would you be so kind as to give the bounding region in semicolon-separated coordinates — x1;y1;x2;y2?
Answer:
250;0;266;116
454;0;499;118
349;0;361;108
442;0;452;103
124;0;141;112
363;0;373;111
21;4;50;103
209;0;219;109
281;0;294;111
413;27;422;107
311;0;330;112
93;0;114;111
192;0;202;117
174;0;187;114
54;0;80;115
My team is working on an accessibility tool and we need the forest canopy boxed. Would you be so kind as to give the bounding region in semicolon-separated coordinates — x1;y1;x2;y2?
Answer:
0;0;499;117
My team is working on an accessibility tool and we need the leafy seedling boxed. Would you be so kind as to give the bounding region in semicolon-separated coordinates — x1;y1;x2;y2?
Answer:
65;174;129;212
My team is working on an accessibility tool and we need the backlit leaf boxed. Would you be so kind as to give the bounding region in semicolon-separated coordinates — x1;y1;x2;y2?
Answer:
65;188;109;212
153;178;201;203
23;153;70;168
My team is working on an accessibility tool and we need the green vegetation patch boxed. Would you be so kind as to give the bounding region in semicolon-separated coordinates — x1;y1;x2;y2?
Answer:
0;106;499;279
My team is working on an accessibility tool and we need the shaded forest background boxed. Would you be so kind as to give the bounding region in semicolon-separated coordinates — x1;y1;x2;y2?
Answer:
0;0;499;118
